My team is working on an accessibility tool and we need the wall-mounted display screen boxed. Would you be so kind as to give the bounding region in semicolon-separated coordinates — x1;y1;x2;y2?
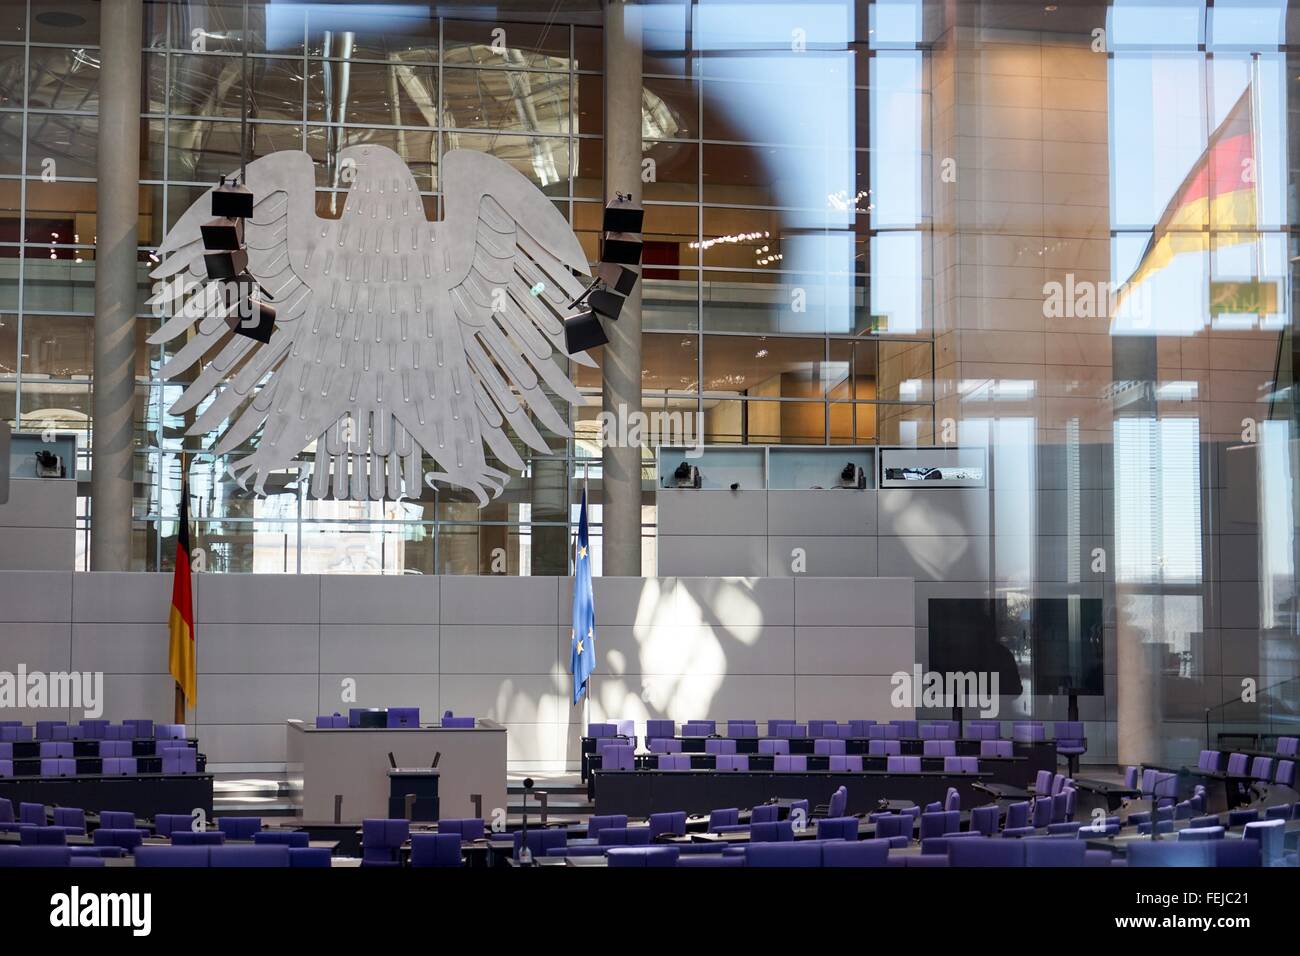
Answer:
928;596;1104;697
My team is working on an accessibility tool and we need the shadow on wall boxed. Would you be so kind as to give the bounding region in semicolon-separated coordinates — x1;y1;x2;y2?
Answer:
559;577;765;768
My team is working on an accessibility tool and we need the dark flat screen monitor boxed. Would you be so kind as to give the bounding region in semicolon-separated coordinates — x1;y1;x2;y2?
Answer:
927;597;1103;697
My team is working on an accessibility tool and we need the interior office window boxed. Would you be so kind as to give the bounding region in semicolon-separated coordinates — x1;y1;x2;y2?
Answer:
876;339;932;401
701;333;825;398
874;402;932;445
22;255;94;312
1113;416;1203;584
640;139;697;203
573;332;699;398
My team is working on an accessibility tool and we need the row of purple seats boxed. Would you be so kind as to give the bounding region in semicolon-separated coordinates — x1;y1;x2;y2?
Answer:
1223;752;1292;785
133;845;328;867
0;739;193;758
622;717;1090;745
0;846;108;867
0;720;180;743
586;721;636;739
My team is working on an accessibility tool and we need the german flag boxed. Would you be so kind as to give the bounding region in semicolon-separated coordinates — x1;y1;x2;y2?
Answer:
1122;84;1257;296
168;456;197;713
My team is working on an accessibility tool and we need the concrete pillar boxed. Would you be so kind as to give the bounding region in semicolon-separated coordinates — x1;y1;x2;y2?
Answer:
91;0;143;571
1112;335;1163;766
600;0;643;576
529;457;569;575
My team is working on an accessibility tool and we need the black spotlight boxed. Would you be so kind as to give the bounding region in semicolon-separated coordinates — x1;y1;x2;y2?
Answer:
588;288;625;322
200;216;243;251
211;176;254;219
563;310;609;353
595;261;638;296
840;462;857;484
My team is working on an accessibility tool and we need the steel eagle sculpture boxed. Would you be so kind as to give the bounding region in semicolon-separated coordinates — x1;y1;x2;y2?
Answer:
147;146;594;505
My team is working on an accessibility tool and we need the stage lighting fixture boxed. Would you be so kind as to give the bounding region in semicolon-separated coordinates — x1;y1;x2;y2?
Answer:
563;310;609;353
222;275;277;344
601;235;643;265
588;288;625;322
595;262;638;296
204;248;249;281
211;177;254;219
201;217;243;251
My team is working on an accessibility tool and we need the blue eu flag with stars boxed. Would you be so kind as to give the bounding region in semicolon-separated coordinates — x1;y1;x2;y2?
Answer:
570;487;596;705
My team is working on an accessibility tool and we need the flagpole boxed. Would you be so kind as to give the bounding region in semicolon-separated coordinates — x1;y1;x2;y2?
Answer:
174;452;187;724
1249;54;1262;310
581;460;591;728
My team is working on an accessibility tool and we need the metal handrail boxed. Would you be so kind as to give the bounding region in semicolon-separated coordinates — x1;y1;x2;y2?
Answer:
1203;675;1300;749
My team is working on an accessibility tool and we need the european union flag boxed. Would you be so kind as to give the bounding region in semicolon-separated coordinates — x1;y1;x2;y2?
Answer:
570;487;596;705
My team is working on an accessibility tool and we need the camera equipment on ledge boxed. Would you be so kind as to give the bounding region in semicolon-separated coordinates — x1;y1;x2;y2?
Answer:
34;449;65;479
672;460;701;489
839;462;866;489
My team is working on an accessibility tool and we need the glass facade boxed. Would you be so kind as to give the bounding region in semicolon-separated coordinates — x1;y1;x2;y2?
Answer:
0;0;1292;705
0;0;937;574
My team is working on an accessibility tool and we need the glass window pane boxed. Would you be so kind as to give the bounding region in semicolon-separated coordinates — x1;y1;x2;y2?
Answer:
170;54;305;121
309;59;437;127
642;140;697;202
0;44;26;108
27;111;98;179
26;47;99;111
23;256;95;313
31;1;102;46
442;20;570;71
702;270;863;334
703;399;826;444
441;131;566;196
875;403;932;445
442;67;570;134
20;314;153;380
877;339;932;401
19;379;90;434
644;273;699;331
306;10;434;61
574;331;698;396
23;179;99;246
169;120;302;183
702;333;826;397
0;310;14;377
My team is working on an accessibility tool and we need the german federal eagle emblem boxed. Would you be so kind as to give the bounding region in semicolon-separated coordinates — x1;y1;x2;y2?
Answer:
148;147;593;505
